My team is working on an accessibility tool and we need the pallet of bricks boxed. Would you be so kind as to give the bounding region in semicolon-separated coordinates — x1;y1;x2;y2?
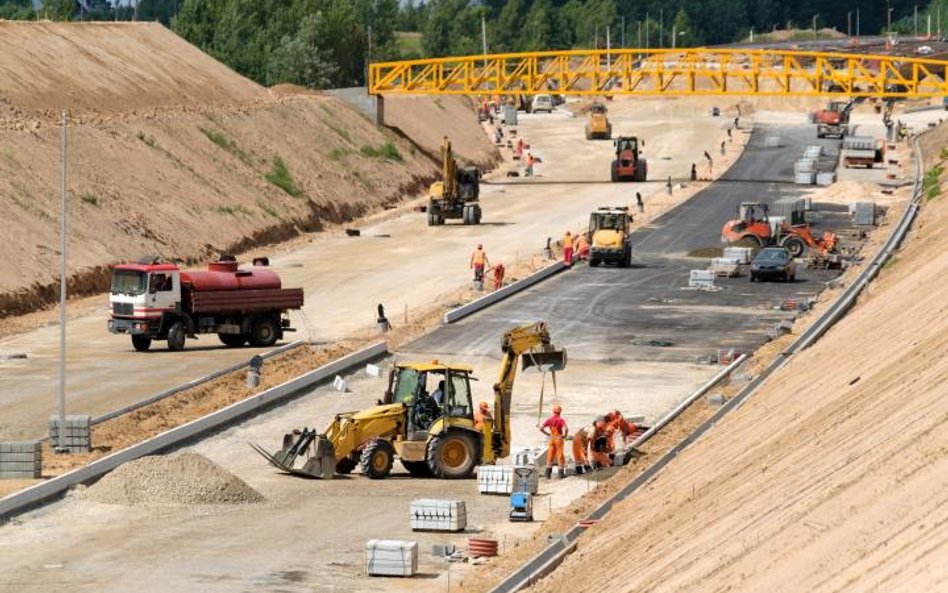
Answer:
0;441;42;479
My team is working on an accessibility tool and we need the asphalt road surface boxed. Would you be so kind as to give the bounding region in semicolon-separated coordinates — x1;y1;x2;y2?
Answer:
401;124;848;365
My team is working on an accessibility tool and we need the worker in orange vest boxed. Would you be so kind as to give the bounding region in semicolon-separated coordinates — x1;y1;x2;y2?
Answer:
470;243;489;285
575;233;589;262
474;401;493;430
540;404;569;479
571;424;593;475
562;231;574;266
590;420;613;469
606;409;637;446
525;152;536;176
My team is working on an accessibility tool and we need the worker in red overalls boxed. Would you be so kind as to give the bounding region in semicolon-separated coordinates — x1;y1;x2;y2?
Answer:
563;231;574;266
492;262;505;291
606;409;637;446
590;420;613;469
540;404;569;479
575;233;589;262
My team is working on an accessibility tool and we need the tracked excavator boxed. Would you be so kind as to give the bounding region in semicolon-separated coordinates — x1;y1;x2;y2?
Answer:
251;322;567;480
428;136;482;226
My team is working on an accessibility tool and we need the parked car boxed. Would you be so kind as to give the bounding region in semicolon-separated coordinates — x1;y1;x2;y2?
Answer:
749;247;796;282
532;94;554;113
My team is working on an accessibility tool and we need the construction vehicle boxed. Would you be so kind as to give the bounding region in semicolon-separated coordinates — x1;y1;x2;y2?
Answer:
721;202;838;259
252;321;567;480
585;103;612;140
108;256;303;352
428;136;482;226
611;136;647;182
813;97;864;138
588;206;632;267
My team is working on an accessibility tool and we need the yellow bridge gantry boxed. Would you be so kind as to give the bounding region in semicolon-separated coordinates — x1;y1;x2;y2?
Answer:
369;48;948;99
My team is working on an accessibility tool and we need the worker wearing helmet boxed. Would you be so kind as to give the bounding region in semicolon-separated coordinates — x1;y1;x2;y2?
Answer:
470;243;489;285
607;409;637;445
590;420;613;469
575;233;589;262
563;231;574;266
540;404;569;479
571;424;592;475
473;401;493;431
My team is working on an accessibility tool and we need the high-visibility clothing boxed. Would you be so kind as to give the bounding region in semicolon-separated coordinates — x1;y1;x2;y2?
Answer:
472;249;486;266
572;428;589;465
541;414;567;436
547;435;566;467
563;233;574;249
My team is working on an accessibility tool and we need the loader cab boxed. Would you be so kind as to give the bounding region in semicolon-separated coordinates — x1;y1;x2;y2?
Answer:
738;202;768;223
615;136;639;156
388;362;475;433
589;207;630;233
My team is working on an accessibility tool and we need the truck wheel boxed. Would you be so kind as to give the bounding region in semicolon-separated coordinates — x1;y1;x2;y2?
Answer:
218;333;247;347
781;236;806;258
131;334;152;352
636;160;648;182
427;211;437;226
589;257;600;267
473;205;482;225
610;160;619;182
462;205;471;225
166;321;186;352
250;317;279;347
360;438;395;479
427;431;478;479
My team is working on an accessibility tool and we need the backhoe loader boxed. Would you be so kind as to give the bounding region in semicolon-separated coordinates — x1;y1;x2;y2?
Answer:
251;322;566;480
428;136;482;226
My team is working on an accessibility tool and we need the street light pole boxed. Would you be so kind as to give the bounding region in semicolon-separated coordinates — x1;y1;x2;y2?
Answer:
914;4;918;37
57;110;68;453
812;14;818;39
857;7;861;37
848;11;852;37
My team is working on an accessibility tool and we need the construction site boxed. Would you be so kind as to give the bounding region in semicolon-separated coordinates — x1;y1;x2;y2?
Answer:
1;20;947;593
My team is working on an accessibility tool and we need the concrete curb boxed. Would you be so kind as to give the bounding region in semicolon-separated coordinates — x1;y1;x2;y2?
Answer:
486;132;931;593
443;262;566;324
92;340;306;426
0;341;388;522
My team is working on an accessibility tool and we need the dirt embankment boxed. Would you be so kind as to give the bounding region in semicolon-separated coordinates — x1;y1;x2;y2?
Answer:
517;126;948;592
0;23;499;318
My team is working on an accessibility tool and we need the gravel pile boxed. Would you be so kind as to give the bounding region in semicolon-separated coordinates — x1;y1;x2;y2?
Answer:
84;452;264;506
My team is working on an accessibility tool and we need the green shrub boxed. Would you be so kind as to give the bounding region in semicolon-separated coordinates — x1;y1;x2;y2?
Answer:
81;193;100;207
923;165;943;201
199;127;253;165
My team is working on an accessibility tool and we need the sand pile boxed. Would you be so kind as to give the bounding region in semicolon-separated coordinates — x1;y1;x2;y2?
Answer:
84;452;263;506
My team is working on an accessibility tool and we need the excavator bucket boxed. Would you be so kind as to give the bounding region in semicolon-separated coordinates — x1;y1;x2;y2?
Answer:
250;428;336;479
522;347;567;373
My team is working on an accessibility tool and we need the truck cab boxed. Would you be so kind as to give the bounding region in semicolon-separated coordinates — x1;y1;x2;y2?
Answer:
108;255;303;352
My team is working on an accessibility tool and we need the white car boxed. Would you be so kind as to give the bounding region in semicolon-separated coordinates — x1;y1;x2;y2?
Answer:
532;94;554;113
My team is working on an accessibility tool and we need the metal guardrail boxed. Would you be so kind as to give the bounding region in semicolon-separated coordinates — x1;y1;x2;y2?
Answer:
0;342;388;522
487;134;929;593
443;261;566;324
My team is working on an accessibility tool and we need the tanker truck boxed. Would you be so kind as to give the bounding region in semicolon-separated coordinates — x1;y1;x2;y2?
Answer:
108;255;304;352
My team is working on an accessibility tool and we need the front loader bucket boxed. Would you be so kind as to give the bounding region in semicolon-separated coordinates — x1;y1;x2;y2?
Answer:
522;348;567;373
250;428;336;479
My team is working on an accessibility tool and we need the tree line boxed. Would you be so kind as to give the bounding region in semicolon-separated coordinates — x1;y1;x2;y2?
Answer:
0;0;936;90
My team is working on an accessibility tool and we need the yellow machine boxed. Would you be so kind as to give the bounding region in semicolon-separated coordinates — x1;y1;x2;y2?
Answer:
588;206;633;267
585;103;612;140
428;136;482;226
252;322;567;480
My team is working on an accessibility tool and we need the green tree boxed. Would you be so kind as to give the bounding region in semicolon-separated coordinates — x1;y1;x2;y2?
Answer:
268;13;337;89
41;0;75;20
671;8;701;47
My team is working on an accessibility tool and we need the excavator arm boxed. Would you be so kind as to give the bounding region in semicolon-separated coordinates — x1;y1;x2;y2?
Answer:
441;136;457;201
488;321;567;462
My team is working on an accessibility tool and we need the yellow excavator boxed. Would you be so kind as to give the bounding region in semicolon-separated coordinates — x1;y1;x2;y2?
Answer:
428;136;482;226
251;322;566;480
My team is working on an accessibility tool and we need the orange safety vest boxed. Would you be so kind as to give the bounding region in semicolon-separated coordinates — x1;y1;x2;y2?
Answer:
472;249;486;266
563;234;574;249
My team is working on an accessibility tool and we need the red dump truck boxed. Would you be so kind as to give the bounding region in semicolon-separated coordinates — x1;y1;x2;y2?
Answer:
108;256;304;352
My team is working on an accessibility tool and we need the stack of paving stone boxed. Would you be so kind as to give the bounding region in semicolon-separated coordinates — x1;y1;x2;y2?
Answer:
48;414;92;453
0;441;42;479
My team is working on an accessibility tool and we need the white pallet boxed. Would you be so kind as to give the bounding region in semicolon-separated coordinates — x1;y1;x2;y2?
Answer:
477;465;539;495
722;247;752;264
410;499;467;532
365;540;418;577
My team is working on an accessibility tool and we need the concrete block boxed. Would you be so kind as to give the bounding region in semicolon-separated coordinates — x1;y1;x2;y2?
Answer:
0;441;41;453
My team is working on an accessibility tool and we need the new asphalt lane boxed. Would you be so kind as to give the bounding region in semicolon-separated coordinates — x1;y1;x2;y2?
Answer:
400;124;852;364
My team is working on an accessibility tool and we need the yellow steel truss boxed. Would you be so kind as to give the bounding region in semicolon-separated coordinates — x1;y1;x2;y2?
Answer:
369;48;948;98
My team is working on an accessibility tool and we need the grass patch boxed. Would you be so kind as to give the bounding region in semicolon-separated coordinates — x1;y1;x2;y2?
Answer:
329;147;349;161
80;193;101;207
257;199;279;218
137;131;158;148
265;156;304;197
359;141;402;161
215;204;251;216
325;120;352;143
923;165;943;201
9;181;50;220
199;127;254;165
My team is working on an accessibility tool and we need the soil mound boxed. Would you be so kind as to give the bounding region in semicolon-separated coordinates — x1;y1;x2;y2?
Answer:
84;452;264;506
